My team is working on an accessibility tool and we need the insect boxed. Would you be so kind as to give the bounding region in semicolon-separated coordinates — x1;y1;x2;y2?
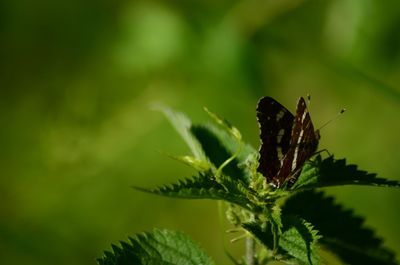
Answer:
256;96;320;188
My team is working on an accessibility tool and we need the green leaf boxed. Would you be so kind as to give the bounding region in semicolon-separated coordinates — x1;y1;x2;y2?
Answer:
163;154;211;172
242;221;274;250
242;216;321;265
203;107;242;141
133;174;253;210
282;190;398;265
270;205;283;249
279;215;321;265
190;124;255;182
97;229;216;265
201;123;256;169
292;155;400;190
157;106;207;161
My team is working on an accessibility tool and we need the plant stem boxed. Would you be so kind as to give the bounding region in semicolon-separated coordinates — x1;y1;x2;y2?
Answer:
246;236;255;265
246;214;255;265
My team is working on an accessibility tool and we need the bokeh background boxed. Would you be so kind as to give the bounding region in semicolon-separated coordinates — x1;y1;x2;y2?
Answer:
1;0;400;264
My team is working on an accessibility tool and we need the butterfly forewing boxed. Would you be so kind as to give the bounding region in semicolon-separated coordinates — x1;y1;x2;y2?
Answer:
256;97;294;183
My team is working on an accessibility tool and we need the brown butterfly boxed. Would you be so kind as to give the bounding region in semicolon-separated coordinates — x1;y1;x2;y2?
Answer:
256;97;320;188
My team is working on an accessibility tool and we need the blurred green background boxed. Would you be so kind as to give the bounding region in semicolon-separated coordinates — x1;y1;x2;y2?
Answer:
1;0;400;264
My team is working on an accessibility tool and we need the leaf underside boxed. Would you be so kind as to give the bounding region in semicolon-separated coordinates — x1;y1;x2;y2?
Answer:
158;107;207;161
97;229;215;265
190;124;254;182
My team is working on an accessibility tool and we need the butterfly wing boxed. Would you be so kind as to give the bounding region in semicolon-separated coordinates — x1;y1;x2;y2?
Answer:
276;97;319;186
256;97;294;183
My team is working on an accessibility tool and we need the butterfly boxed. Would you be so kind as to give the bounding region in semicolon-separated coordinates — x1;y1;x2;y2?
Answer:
256;96;320;188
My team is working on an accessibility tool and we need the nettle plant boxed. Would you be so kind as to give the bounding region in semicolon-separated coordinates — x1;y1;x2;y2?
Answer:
98;97;400;265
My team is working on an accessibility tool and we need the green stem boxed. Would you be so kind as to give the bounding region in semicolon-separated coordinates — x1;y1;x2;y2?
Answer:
215;142;243;183
246;214;255;265
246;236;255;265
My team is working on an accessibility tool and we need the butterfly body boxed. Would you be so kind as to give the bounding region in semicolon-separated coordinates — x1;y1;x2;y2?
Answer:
257;97;320;188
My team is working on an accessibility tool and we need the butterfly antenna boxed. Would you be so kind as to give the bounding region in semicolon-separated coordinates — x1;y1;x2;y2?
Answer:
318;108;346;131
306;94;312;114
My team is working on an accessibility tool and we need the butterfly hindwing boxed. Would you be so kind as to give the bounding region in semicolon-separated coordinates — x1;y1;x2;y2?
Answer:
256;97;294;183
276;97;319;186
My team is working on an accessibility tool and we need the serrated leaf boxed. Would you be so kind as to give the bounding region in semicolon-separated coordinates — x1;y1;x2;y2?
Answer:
242;216;321;265
133;174;253;210
97;229;216;265
279;215;321;265
242;221;274;250
291;155;400;190
190;124;255;182
156;106;207;161
282;190;398;265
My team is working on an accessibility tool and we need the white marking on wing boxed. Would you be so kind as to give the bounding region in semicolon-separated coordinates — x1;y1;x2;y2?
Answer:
277;128;285;161
301;110;307;122
276;110;285;121
277;129;284;143
277;146;283;161
292;129;304;171
292;148;298;171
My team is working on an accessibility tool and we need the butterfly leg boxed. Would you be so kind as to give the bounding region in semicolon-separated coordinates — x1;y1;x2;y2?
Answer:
313;148;331;158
